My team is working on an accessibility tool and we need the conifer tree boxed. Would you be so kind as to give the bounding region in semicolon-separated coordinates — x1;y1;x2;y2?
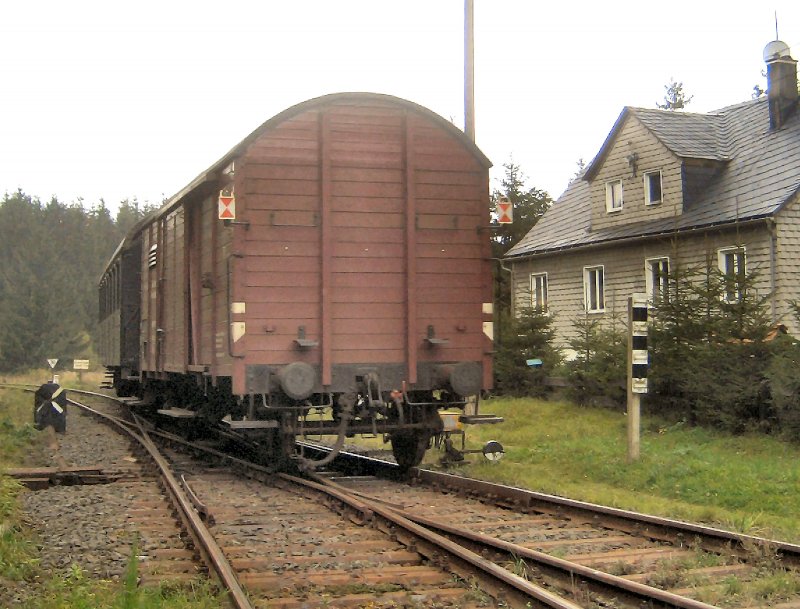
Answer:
490;161;552;358
0;190;151;371
494;306;560;397
657;78;694;110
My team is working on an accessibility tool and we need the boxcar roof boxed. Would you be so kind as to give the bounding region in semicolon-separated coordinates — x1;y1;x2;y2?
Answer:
145;92;491;226
102;92;491;283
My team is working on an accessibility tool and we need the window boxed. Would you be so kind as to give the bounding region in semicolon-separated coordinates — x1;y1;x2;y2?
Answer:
718;246;746;302
530;273;548;312
605;180;623;212
645;257;669;302
583;265;605;312
644;171;663;205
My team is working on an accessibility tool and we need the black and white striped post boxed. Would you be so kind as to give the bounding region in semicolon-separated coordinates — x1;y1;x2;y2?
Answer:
627;294;649;461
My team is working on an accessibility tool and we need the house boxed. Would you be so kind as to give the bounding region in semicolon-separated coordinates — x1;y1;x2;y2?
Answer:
504;41;800;353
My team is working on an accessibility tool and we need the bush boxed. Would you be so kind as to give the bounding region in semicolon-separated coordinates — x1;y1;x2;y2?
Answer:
764;336;800;442
565;315;627;408
647;257;779;434
494;307;561;397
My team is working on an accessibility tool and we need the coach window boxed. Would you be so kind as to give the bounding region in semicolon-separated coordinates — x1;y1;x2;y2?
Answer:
530;273;548;312
583;265;605;313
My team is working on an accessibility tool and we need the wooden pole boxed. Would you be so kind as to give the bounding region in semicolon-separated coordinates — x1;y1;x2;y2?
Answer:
627;296;641;462
464;0;475;141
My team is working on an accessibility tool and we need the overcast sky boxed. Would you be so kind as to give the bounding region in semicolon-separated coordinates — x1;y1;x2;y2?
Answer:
1;1;799;210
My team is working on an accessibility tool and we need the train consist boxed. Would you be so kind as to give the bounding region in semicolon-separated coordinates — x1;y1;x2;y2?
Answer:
98;93;498;469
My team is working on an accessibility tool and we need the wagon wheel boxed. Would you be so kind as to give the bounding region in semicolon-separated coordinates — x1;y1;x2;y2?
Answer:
390;430;431;471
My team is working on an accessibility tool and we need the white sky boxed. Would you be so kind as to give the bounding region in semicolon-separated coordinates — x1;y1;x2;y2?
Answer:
1;1;799;210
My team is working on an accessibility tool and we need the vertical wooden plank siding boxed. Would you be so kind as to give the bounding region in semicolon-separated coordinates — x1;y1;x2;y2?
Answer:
188;203;201;366
156;217;166;372
183;206;190;368
320;110;333;386
141;225;151;372
404;111;418;383
231;172;247;393
210;194;219;380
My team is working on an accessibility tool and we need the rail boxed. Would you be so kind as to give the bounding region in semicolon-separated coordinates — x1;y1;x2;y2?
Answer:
2;385;255;609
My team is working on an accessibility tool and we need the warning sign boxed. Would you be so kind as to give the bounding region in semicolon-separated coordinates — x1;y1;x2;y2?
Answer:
218;191;236;220
496;197;513;224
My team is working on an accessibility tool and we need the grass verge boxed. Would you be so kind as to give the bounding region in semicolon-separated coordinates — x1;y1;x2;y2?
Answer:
459;397;800;542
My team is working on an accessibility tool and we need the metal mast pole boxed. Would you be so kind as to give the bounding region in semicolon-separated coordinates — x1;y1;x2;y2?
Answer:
464;0;475;141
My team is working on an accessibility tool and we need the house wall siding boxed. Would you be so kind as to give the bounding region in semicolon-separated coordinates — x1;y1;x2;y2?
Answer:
590;116;684;231
511;225;774;351
775;193;800;336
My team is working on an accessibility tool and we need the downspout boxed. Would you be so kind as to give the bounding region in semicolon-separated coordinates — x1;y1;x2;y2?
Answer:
766;218;778;324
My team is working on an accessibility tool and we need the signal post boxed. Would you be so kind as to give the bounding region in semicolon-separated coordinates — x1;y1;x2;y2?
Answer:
627;294;649;462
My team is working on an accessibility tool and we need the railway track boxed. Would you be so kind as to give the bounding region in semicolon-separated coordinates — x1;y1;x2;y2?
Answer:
7;386;800;608
5;387;572;608
5;392;204;591
303;445;800;609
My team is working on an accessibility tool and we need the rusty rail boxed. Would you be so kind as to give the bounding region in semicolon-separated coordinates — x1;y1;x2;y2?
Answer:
132;420;253;609
40;390;255;609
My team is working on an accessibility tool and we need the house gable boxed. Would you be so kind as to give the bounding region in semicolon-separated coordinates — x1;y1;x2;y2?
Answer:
587;112;684;232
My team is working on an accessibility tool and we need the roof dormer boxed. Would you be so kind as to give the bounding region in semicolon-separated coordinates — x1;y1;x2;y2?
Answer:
582;107;730;232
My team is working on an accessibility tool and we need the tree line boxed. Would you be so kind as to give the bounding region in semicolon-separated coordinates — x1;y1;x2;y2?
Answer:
0;191;155;372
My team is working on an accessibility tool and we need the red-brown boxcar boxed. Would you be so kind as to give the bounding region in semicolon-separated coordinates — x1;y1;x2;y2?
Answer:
99;92;497;469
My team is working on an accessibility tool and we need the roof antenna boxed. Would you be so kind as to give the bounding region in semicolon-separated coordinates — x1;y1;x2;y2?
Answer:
774;11;779;40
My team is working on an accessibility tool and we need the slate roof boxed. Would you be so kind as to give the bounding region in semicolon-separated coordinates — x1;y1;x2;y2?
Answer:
506;97;800;259
631;107;730;161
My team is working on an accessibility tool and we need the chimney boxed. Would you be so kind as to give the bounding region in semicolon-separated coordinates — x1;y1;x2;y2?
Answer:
764;40;798;130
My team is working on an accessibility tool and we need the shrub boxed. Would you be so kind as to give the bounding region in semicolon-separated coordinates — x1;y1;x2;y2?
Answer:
494;307;561;397
565;315;627;408
647;256;777;433
765;336;800;442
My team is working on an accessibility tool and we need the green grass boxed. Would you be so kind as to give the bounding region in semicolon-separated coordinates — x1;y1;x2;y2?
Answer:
458;397;800;542
0;389;43;467
18;559;226;609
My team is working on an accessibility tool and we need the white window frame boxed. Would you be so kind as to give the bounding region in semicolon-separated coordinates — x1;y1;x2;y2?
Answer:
644;170;663;205
718;246;746;302
530;272;548;312
605;180;623;212
583;265;605;313
645;257;669;303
